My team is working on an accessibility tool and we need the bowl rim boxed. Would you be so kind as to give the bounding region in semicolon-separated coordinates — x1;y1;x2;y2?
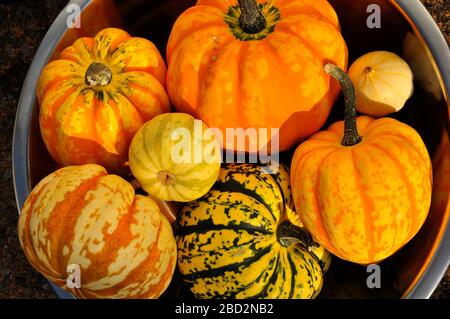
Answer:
12;0;450;299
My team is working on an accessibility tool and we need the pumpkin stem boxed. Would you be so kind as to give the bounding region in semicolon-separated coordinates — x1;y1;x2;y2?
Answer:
277;220;318;248
157;170;176;186
130;179;141;190
85;62;112;87
324;63;362;147
238;0;266;34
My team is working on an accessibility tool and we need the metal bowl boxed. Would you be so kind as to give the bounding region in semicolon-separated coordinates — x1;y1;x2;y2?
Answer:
13;0;450;299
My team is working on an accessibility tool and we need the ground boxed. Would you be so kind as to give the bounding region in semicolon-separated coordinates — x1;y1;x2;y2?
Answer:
0;0;448;299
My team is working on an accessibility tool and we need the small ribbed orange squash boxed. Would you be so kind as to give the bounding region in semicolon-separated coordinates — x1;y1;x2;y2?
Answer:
290;64;432;264
37;28;170;172
18;164;176;299
166;0;348;152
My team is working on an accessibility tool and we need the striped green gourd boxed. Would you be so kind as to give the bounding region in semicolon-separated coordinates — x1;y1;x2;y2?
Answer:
177;163;331;299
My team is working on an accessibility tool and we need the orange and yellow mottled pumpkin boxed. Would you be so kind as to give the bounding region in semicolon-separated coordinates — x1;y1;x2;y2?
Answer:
18;164;176;299
290;64;432;264
37;28;170;172
166;0;348;152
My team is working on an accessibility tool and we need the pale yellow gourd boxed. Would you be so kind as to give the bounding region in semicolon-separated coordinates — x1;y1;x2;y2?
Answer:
129;113;221;202
348;51;414;117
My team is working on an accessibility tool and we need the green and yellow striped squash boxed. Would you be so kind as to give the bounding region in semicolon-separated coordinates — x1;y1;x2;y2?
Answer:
177;163;331;299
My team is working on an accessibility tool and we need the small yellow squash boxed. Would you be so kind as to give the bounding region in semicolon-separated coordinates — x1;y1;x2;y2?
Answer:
129;113;221;202
348;51;414;117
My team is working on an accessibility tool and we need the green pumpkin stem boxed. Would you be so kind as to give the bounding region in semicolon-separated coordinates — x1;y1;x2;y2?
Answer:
324;63;362;147
238;0;266;34
85;62;112;87
277;220;318;248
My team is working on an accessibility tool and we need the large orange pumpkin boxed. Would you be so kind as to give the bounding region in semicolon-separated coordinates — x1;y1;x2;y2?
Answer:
166;0;348;152
18;164;177;299
37;28;170;172
290;64;432;264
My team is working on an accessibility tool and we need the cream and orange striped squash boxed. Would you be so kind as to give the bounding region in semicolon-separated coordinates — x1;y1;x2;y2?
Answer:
290;64;432;264
37;28;170;173
18;164;176;299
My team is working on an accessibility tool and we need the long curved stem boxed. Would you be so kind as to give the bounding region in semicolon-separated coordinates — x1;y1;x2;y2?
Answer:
324;63;362;147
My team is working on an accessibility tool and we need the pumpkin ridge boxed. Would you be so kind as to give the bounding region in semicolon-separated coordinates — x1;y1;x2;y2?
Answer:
371;74;406;97
121;73;170;114
39;71;76;101
376;136;433;229
291;146;335;215
199;39;243;127
235;41;248;127
312;148;341;252
60;39;94;67
166;5;225;57
292;145;337;183
265;165;289;218
129;201;176;298
228;252;279;298
19;185;56;279
243;250;280;299
350;147;377;261
292;247;317;297
367;73;383;101
169;20;228;58
358;116;390;135
277;1;339;30
91;212;165;298
143;116;165;171
48;87;84;164
212;179;277;222
44;170;107;277
367;132;430;167
371;69;412;78
286;250;297;298
179;233;270;259
262;37;298;124
276;18;342;67
360;144;400;254
91;93;119;156
366;141;422;243
277;10;339;32
181;193;275;228
182;243;273;281
79;194;174;298
62;177;135;287
91;91;104;164
79;186;139;291
112;90;145;132
177;218;273;237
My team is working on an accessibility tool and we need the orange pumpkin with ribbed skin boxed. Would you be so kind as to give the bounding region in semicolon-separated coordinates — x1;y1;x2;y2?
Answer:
290;64;432;264
37;28;170;172
18;164;176;299
166;0;348;152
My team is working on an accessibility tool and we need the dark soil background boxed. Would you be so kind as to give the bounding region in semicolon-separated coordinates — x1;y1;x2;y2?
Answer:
0;0;448;299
